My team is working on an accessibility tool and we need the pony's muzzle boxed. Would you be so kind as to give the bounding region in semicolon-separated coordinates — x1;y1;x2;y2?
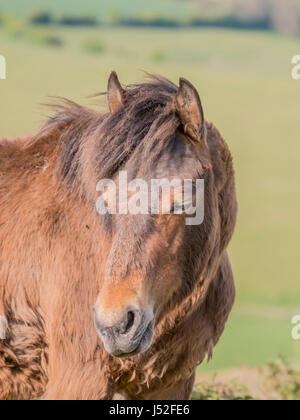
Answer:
93;305;154;358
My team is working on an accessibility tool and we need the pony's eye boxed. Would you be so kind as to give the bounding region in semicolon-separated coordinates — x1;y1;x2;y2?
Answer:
170;200;194;215
170;202;184;214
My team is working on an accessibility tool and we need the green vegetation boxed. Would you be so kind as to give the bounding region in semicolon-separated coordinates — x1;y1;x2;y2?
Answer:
0;0;192;22
1;1;300;35
27;28;63;47
1;13;26;38
193;377;253;400
28;10;54;25
81;37;105;55
150;48;166;63
194;357;300;400
265;356;300;400
0;19;299;372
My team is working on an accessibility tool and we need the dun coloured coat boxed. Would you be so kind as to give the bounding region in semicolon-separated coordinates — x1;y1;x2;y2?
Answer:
0;73;237;400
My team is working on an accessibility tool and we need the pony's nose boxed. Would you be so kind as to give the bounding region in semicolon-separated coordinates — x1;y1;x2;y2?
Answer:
93;306;141;339
93;304;154;357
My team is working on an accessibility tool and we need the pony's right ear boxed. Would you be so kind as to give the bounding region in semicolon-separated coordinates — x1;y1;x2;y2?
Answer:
175;78;204;142
107;71;125;113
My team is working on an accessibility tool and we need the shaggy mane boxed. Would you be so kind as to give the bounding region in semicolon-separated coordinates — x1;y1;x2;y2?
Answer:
39;76;181;186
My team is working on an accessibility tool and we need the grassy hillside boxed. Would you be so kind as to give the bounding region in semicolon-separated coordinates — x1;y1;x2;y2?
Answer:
0;26;300;371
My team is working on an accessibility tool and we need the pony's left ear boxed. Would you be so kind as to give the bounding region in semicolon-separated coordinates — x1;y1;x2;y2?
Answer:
175;78;205;142
107;71;125;113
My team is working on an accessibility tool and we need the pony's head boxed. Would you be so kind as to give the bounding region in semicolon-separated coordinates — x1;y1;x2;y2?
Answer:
93;72;237;357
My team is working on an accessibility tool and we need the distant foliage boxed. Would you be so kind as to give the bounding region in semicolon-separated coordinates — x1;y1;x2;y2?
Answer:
81;38;105;55
27;28;63;47
26;10;99;27
107;8;123;25
1;14;26;38
193;0;300;36
118;17;181;29
150;48;166;63
28;10;53;25
58;14;99;27
0;12;63;46
1;1;300;36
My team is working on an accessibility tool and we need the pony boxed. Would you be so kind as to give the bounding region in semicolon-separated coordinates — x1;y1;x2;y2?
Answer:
0;72;237;399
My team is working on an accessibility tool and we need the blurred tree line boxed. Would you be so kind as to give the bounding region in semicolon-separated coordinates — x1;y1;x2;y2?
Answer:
1;0;299;36
193;0;300;36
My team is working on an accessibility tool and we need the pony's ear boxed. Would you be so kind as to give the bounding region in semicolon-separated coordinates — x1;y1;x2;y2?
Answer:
107;71;125;113
175;78;204;142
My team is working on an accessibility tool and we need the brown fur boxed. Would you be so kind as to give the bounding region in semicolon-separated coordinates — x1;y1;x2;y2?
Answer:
0;75;237;400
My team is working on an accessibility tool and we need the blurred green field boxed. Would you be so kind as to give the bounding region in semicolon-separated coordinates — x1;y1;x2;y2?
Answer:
1;25;300;371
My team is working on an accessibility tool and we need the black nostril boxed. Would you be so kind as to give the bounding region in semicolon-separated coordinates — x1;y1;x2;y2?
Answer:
94;307;141;338
122;311;135;335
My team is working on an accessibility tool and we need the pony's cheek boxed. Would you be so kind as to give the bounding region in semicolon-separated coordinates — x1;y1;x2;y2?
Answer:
149;268;183;312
